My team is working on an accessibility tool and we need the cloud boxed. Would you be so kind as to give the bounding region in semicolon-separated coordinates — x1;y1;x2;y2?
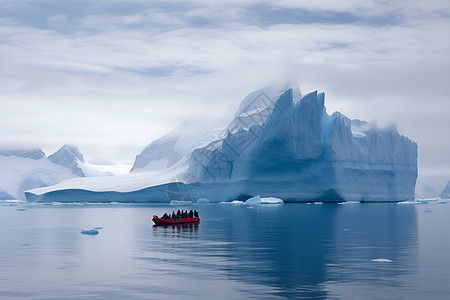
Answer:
0;0;449;176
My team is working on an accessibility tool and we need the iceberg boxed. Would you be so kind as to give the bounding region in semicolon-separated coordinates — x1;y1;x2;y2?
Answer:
0;150;78;200
370;259;393;263
170;200;193;206
439;181;450;199
220;200;245;204
0;145;107;200
81;229;99;235
25;82;417;203
196;198;210;203
244;195;284;205
81;229;98;235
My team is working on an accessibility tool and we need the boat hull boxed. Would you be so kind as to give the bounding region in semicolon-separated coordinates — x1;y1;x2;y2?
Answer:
152;216;200;226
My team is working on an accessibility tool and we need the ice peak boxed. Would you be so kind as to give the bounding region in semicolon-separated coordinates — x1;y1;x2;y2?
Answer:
440;181;450;199
48;144;86;177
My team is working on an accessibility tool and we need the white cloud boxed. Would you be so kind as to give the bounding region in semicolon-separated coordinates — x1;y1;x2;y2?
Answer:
0;0;448;176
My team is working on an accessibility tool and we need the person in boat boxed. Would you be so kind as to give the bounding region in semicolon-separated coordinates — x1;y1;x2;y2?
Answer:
162;212;168;219
172;211;176;219
194;210;199;218
188;210;193;218
177;210;181;219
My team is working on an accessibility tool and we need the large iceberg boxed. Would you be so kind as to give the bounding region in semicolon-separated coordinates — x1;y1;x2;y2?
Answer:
26;83;417;203
0;145;105;200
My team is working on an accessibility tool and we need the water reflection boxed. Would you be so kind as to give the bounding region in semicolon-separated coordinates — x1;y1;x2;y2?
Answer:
0;204;419;299
139;204;418;299
152;223;200;238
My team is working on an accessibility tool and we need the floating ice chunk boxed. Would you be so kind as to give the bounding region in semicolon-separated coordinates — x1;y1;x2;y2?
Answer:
397;201;420;204
371;258;392;262
314;202;323;205
16;208;26;211
170;200;193;206
81;229;99;235
244;195;284;205
94;227;103;230
424;208;432;213
196;198;210;203
220;200;244;204
437;200;447;204
261;197;284;204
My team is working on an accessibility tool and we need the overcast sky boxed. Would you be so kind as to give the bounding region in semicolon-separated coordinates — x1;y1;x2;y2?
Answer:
0;0;449;178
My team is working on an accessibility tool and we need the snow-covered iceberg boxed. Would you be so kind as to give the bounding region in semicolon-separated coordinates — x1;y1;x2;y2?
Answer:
25;83;417;203
0;149;77;200
0;145;106;200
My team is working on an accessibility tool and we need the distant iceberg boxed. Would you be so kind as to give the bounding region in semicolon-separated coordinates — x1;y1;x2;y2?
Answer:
370;259;393;263
170;200;193;206
244;195;284;205
25;82;417;203
81;229;99;235
440;181;450;199
220;200;245;204
196;198;210;203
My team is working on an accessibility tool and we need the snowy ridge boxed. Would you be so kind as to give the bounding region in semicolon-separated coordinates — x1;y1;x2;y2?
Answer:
0;149;46;160
131;121;229;173
48;145;87;177
26;82;418;203
0;154;77;200
0;145;109;200
440;181;450;199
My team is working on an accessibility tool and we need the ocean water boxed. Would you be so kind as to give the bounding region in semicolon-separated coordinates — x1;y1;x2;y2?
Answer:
0;201;449;299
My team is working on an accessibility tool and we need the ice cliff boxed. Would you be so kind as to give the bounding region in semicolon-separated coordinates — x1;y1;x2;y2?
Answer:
26;83;418;203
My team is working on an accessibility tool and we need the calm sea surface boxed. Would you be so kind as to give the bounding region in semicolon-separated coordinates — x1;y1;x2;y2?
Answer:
0;201;449;299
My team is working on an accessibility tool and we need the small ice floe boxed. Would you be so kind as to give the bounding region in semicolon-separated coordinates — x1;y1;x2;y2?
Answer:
437;200;447;204
397;200;420;205
260;197;284;204
371;258;393;263
16;208;26;211
424;208;432;213
314;202;323;205
244;195;284;205
339;201;360;205
81;229;99;235
170;200;193;206
196;198;210;204
220;200;244;204
21;243;31;246
94;227;103;230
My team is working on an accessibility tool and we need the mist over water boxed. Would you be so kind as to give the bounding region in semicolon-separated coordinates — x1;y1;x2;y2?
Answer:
0;202;449;299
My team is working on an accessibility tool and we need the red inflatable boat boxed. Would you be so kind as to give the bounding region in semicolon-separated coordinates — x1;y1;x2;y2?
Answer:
152;216;200;226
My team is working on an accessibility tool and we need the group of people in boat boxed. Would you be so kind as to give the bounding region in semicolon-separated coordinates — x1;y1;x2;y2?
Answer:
160;210;199;219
